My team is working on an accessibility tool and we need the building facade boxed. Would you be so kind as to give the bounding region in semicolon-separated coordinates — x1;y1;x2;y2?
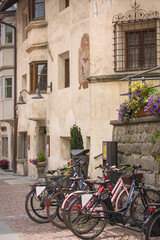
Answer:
0;6;16;169
0;0;160;178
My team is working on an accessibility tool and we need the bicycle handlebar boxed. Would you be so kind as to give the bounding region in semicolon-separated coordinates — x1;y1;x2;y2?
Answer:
119;163;142;170
95;164;103;169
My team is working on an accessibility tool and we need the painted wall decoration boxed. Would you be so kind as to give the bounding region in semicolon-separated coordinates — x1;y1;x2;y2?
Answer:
79;34;90;89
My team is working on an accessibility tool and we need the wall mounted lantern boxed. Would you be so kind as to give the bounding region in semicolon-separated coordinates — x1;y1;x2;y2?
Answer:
17;82;52;104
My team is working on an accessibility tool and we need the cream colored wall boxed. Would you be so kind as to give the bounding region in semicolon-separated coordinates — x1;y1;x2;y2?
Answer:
16;0;160;178
88;0;160;177
16;0;90;177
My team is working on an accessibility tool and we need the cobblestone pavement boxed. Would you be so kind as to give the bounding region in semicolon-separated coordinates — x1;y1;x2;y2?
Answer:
0;170;145;240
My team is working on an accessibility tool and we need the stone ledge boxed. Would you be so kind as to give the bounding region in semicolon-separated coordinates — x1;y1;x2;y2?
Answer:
25;20;48;32
87;72;160;83
26;42;48;53
110;116;160;126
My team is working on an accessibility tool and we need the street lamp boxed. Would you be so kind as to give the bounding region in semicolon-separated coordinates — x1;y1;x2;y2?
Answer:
17;89;43;105
17;82;52;104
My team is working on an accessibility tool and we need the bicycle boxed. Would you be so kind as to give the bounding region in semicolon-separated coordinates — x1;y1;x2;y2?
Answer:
45;159;89;229
61;163;129;229
143;203;160;239
25;168;66;223
67;164;160;239
25;157;83;223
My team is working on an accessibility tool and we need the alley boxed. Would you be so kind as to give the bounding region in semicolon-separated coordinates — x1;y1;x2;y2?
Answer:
0;169;145;240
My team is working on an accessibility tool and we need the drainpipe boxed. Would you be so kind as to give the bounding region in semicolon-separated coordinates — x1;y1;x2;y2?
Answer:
0;19;17;173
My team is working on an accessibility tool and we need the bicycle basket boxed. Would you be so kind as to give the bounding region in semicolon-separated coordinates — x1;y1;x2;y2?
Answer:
107;171;124;186
121;173;143;185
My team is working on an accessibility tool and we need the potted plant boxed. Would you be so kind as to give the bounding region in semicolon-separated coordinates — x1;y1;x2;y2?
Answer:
37;152;46;166
0;159;9;170
29;153;46;178
117;82;158;122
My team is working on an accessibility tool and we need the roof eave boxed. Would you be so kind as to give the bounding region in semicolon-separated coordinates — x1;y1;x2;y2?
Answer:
0;0;18;12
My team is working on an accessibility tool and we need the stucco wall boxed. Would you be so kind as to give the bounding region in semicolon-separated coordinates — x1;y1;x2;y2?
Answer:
16;0;90;177
88;0;160;178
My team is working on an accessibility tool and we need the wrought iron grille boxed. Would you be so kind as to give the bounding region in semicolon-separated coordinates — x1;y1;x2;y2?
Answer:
113;2;160;72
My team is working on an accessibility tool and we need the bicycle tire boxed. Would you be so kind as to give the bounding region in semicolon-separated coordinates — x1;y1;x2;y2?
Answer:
68;192;107;239
62;190;87;229
25;189;50;223
130;188;160;227
46;189;72;229
115;188;129;210
145;212;160;240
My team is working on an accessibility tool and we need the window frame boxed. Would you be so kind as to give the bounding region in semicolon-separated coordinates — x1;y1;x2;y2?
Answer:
1;76;14;99
1;23;14;45
126;28;156;71
29;0;45;22
2;136;8;157
30;61;48;94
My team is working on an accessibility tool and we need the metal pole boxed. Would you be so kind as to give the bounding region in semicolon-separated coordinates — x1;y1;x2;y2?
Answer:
0;19;17;173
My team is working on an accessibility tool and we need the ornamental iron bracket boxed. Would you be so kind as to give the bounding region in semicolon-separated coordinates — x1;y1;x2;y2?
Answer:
112;1;160;23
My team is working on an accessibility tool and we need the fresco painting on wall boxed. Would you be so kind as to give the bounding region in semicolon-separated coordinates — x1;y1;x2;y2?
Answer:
79;34;90;89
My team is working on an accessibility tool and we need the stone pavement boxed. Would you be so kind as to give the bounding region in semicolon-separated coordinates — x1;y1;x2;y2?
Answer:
0;169;145;240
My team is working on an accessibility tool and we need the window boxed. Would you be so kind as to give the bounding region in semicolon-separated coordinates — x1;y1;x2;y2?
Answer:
113;21;160;72
2;136;8;157
113;3;160;72
59;0;69;12
18;132;28;159
5;77;12;98
1;24;14;45
29;0;45;21
0;78;2;100
126;30;156;70
5;25;13;44
30;61;47;94
58;51;70;89
65;58;70;88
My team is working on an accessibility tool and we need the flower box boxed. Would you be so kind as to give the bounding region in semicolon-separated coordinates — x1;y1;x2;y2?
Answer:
137;108;151;117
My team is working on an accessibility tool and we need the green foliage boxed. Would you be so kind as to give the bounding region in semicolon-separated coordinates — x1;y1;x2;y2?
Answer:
151;131;160;144
153;131;160;138
70;123;84;150
37;153;46;162
155;155;160;163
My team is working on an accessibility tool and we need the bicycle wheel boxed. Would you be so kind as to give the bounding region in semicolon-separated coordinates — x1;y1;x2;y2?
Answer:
62;190;87;229
115;188;129;210
145;212;160;240
25;188;50;223
68;192;107;239
130;188;160;227
46;189;72;229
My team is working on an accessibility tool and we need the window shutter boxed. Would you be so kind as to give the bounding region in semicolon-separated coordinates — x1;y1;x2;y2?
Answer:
27;135;30;150
46;135;50;156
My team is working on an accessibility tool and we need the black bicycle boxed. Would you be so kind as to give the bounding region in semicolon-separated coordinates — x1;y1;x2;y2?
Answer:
143;203;160;239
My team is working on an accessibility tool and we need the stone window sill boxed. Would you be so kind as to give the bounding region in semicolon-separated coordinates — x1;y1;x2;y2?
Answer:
25;20;48;33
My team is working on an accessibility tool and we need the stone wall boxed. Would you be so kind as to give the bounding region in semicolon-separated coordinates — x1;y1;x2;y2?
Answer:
110;116;160;190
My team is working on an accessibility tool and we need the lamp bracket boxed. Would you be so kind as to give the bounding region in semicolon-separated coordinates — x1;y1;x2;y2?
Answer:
20;89;31;95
